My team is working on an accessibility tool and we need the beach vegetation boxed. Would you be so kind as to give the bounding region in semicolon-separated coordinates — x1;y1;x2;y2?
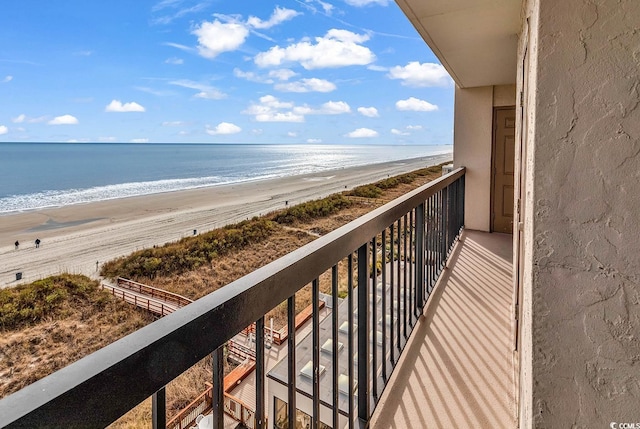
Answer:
0;274;108;331
100;217;275;279
272;194;352;224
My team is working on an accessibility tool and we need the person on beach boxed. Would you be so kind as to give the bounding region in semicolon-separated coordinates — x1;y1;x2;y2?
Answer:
35;238;41;248
14;240;19;250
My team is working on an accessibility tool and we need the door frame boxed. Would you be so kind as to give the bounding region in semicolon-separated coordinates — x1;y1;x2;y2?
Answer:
490;106;517;233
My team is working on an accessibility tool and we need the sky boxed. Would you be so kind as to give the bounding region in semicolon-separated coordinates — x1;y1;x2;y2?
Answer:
0;0;454;145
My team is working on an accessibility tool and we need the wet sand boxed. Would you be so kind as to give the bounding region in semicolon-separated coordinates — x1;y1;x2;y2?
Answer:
0;154;451;287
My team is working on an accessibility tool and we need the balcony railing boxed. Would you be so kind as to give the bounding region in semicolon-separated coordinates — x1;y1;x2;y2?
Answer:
0;167;465;429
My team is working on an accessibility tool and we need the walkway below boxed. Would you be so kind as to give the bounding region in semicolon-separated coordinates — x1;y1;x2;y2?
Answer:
371;230;516;429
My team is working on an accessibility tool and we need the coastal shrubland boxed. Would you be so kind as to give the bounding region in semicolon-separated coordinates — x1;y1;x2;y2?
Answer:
271;193;352;224
0;274;153;397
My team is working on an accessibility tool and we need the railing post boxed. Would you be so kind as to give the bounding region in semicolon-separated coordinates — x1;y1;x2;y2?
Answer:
256;317;265;429
213;346;224;429
416;203;425;309
357;243;370;424
152;387;166;429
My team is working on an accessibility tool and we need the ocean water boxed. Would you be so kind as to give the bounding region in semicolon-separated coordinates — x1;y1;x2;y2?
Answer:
0;143;452;214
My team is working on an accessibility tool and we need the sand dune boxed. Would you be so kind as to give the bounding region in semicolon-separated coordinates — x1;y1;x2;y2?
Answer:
0;155;451;287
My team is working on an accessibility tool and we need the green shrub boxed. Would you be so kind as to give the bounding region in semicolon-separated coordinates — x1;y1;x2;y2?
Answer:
272;194;352;224
101;217;275;279
0;274;101;331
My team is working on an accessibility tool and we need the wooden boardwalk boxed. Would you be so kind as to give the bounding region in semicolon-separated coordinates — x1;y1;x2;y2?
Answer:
101;277;192;317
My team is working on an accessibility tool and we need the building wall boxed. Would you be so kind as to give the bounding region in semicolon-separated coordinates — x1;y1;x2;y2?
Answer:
454;85;515;231
525;0;640;426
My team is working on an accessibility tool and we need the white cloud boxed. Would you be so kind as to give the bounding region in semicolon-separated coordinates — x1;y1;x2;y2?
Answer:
293;100;351;115
12;114;26;123
243;95;350;122
247;7;301;29
98;136;117;142
275;78;336;93
234;68;298;84
206;122;242;135
165;57;184;65
406;125;423;130
48;114;79;125
162;121;186;126
345;0;389;5
257;112;304;122
395;97;438;112
307;138;322;143
269;69;297;81
74;50;93;56
105;100;146;112
388;62;452;87
252;128;264;135
367;65;387;72
169;79;226;99
287;131;298;137
254;29;375;70
0;125;7;135
13;114;49;123
391;128;409;136
130;138;149;143
2;75;13;83
192;20;249;59
357;106;379;117
345;128;378;138
320;100;350;114
234;68;272;83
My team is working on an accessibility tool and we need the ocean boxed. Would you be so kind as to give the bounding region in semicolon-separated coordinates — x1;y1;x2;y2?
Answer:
0;143;452;214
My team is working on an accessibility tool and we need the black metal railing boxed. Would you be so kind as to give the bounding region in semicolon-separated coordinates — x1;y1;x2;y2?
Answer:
0;168;465;429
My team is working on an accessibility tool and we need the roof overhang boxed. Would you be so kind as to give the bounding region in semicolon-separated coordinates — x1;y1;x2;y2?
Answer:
395;0;521;88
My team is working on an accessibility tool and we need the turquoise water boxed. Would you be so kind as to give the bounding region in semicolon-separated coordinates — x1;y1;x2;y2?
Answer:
0;143;451;214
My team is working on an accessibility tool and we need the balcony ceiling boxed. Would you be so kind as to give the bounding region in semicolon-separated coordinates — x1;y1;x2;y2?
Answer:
396;0;521;88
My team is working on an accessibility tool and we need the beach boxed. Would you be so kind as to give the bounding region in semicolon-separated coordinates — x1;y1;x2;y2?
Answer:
0;154;451;287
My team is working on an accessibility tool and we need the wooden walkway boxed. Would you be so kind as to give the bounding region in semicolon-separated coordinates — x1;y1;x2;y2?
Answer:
101;277;192;317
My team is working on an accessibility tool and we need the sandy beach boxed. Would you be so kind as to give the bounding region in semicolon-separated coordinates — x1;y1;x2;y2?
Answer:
0;154;451;287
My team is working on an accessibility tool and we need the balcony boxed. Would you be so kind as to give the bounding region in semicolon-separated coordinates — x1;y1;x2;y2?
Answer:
0;168;515;429
370;230;515;428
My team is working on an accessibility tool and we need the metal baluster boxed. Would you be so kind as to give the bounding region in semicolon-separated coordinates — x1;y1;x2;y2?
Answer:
347;255;354;429
287;295;297;428
256;317;265;429
332;265;339;429
403;214;408;340
396;219;401;352
381;229;387;381
416;203;425;311
371;237;378;401
212;347;224;429
152;387;166;429
312;278;320;429
357;243;370;424
389;224;395;365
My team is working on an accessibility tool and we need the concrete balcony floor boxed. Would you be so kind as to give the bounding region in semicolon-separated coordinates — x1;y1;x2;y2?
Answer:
371;230;516;429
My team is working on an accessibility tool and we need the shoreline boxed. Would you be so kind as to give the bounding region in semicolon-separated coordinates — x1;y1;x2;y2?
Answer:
0;153;451;287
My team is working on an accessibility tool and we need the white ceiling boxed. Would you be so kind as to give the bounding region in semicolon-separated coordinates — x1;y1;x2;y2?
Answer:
395;0;521;88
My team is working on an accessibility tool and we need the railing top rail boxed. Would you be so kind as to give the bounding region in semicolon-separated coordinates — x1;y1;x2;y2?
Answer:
0;167;464;428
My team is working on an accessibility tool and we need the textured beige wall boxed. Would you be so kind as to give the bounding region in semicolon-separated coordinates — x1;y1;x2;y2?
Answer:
494;84;516;107
453;86;493;231
527;0;640;426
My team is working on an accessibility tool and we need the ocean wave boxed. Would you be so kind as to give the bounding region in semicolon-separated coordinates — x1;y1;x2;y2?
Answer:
0;176;234;214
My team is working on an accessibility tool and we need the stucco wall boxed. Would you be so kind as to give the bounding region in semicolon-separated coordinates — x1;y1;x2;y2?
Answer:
453;86;493;231
528;0;640;426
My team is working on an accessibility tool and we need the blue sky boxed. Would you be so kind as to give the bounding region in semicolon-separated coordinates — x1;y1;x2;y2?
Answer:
0;0;454;144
